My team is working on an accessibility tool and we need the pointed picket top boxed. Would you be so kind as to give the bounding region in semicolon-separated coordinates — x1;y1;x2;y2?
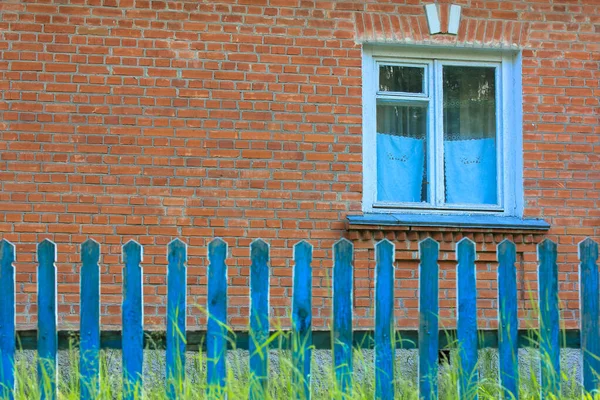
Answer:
0;239;15;274
539;238;557;248
168;237;187;252
123;239;142;252
456;237;476;265
375;237;393;246
456;237;476;253
251;238;269;250
167;238;187;271
293;239;313;277
37;239;57;264
168;238;187;268
38;238;56;249
209;237;227;248
578;238;598;262
81;238;100;263
419;237;439;252
333;238;353;272
250;238;269;266
0;239;15;263
334;237;353;251
294;239;313;257
122;240;143;264
498;239;516;255
293;240;313;270
250;239;269;272
375;238;394;254
208;238;227;265
82;237;100;248
537;238;557;259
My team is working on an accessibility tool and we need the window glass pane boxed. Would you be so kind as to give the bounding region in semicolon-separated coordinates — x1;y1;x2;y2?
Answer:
379;66;424;93
443;65;498;205
376;103;428;203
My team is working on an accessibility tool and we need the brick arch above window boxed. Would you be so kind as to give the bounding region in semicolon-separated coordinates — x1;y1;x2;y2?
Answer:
354;7;531;49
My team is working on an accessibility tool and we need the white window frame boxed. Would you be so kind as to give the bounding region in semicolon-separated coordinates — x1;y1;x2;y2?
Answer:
362;45;523;217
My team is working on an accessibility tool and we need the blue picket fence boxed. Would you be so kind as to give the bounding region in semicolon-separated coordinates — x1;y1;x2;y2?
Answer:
0;236;598;399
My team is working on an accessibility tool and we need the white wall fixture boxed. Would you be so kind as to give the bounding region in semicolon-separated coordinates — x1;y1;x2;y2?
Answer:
423;3;462;36
425;4;441;35
448;5;462;35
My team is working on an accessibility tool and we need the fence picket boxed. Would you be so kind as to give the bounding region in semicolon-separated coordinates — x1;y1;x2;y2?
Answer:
122;240;144;400
538;239;560;398
0;239;15;400
456;238;478;400
292;240;313;400
1;236;597;399
207;238;228;396
333;238;353;396
38;239;57;400
166;239;187;399
375;239;395;400
419;238;439;400
80;239;101;400
497;240;519;399
249;239;269;400
579;238;599;393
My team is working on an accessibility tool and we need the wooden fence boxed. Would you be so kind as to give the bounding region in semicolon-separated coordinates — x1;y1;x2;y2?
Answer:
0;237;598;399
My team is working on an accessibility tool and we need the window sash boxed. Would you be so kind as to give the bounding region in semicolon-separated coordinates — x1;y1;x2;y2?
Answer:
434;60;503;209
371;57;504;211
377;61;429;97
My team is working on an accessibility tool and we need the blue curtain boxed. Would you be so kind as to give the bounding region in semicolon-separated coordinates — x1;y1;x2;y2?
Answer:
444;138;497;205
376;133;424;203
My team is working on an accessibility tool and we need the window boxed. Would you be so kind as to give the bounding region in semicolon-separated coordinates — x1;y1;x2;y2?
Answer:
362;46;523;217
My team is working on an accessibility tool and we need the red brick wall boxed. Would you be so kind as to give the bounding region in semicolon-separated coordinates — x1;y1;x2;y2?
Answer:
0;0;598;330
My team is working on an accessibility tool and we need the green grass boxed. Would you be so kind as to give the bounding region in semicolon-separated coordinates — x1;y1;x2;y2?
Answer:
5;330;599;400
4;301;598;399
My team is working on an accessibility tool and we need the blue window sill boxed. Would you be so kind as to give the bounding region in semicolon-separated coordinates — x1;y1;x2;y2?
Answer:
347;213;550;231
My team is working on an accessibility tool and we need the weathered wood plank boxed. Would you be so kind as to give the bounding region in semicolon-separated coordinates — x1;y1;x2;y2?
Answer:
249;239;269;400
207;238;228;397
38;239;57;400
456;238;478;400
80;239;101;400
292;240;313;400
538;239;560;398
122;240;144;400
497;240;519;399
419;238;439;400
579;238;599;393
375;239;395;400
166;239;187;399
0;239;15;400
333;238;353;396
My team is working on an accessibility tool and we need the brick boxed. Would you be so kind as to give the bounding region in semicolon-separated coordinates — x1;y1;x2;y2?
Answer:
77;26;110;36
11;62;43;71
